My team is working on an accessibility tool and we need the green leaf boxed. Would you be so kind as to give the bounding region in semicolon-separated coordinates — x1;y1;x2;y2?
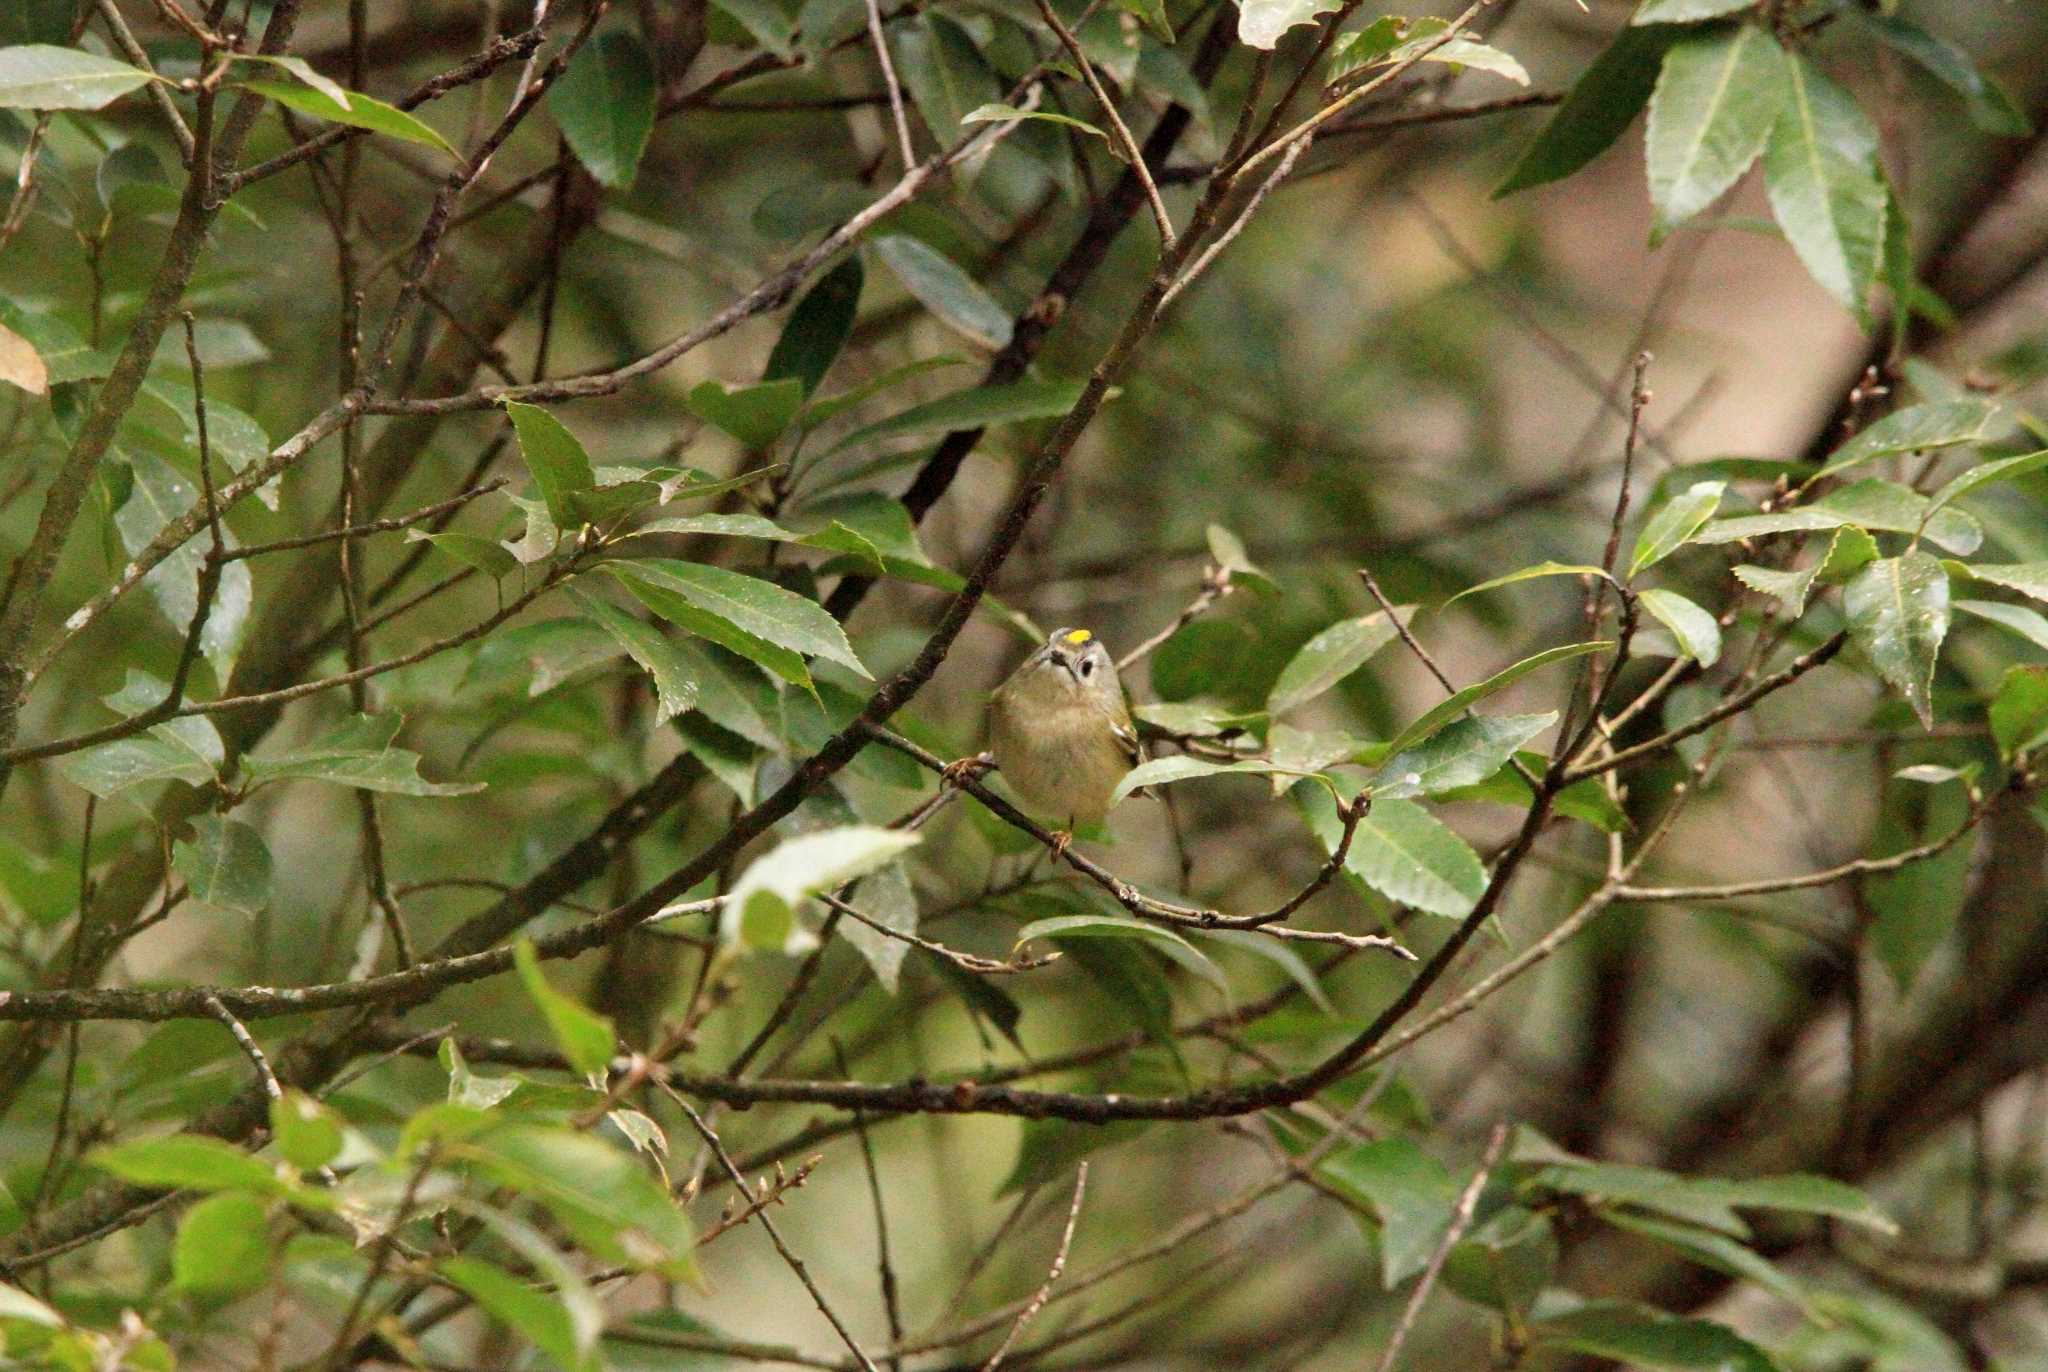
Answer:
887;14;997;149
172;815;273;917
686;377;805;450
1955;562;2048;604
765;256;862;397
0;300;112;384
1867;778;1971;992
246;715;484;796
999;1118;1149;1195
1301;788;1486;918
1763;54;1886;317
0;830;82;926
1991;664;2048;761
228;53;349;105
440;1255;596;1372
504;401;597;529
576;472;670;526
1699;480;1982;554
115;448;254;677
547;29;656;187
1630;480;1725;579
723;826;921;952
1957;598;2048;651
1195;928;1333;1014
802;355;968;427
1531;1301;1776;1372
58;725;220;799
565;587;698;725
711;0;796;54
1844;552;1950;729
872;234;1012;349
1637;588;1723;667
1381;640;1612;758
1316;1138;1456;1286
608;558;868;678
1497;24;1684;197
831;378;1083;452
1205;524;1277;595
1924;448;2048;518
138;378;275;498
269;1092;344;1171
1019;912;1228;994
1372;712;1556;801
1442;1206;1556;1315
1684;1173;1897;1233
1850;11;2031;137
1644;25;1786;233
172;1191;270;1299
1733;562;1818;616
1325;18;1408;80
1234;0;1341;50
608;565;812;689
1826;479;1982;552
461;1124;697;1279
1267;607;1412;716
90;1134;289;1195
1113;0;1173;43
1387;23;1528;88
238;79;455;154
1818;399;2000;478
465;617;624;696
1532;1162;1748;1235
1602;1209;1812;1315
1110;755;1308;807
961;103;1107;140
841;859;917;993
513;938;616;1076
1432;750;1629;833
1633;0;1753;19
405;529;518;578
0;45;151;110
1443;561;1613;608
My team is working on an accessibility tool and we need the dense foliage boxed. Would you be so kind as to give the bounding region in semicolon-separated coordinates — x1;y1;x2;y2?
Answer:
0;0;2045;1368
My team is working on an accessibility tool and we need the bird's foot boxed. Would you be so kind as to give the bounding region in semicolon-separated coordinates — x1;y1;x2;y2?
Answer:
1047;829;1074;863
941;752;994;789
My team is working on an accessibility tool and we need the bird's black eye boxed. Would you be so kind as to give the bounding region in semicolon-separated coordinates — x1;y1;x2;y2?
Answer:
1078;658;1095;677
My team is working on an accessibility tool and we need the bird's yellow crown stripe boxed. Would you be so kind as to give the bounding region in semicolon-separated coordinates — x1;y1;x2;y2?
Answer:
1062;629;1092;644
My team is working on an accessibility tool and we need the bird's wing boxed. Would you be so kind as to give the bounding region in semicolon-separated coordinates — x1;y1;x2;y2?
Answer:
1098;691;1141;767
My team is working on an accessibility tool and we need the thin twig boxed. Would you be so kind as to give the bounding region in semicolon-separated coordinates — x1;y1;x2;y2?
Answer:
1117;565;1232;673
1371;1121;1509;1372
835;1039;905;1367
204;995;283;1100
980;1163;1089;1372
864;0;917;172
1033;0;1174;249
667;1093;882;1372
1161;133;1307;309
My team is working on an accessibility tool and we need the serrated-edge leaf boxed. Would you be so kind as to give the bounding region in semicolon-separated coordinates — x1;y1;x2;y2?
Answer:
1644;25;1786;231
1844;552;1949;728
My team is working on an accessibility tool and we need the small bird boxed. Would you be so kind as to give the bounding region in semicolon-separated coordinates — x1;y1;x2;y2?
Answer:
979;627;1139;857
